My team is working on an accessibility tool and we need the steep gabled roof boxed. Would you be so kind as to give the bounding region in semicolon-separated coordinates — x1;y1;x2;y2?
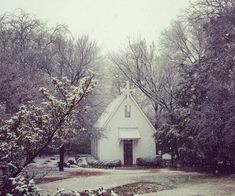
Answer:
130;95;156;132
95;94;125;128
95;94;156;132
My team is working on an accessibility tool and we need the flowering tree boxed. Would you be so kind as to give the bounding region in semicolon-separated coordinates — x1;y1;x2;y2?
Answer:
0;71;95;195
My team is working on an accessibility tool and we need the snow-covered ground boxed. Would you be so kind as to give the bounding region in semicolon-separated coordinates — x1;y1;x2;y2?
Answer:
27;156;235;196
37;169;194;195
142;176;235;196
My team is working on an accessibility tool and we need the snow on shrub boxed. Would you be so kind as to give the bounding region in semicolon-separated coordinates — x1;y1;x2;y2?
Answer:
54;188;80;196
54;187;107;196
6;176;40;196
75;155;121;168
88;160;121;168
0;72;96;194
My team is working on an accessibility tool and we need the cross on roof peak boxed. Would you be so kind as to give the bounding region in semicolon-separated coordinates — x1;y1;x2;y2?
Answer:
120;81;135;96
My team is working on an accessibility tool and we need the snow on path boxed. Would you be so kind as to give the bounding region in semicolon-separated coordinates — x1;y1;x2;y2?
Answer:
38;169;202;195
39;172;137;195
38;168;198;195
31;156;206;195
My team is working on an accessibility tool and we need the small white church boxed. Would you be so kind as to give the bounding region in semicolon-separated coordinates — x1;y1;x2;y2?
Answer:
91;81;156;166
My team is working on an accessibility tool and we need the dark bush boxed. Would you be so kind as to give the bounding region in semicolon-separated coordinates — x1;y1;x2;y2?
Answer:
67;159;77;165
136;157;162;167
88;161;104;168
57;161;70;168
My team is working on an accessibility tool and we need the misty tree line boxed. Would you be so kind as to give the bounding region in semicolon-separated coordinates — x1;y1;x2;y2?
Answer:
0;0;234;193
0;10;101;194
0;10;105;155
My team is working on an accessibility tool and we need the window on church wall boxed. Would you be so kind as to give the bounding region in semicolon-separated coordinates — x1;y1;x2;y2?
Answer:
125;105;131;118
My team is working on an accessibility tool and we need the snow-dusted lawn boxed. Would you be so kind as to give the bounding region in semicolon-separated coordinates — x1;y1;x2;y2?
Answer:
27;156;235;196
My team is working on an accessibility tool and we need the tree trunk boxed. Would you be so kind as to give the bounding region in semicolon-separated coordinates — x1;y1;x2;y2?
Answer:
171;147;174;166
59;144;65;171
154;103;160;155
154;103;159;129
5;97;19;114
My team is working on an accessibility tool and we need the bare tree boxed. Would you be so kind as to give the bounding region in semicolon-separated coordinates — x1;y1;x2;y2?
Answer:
0;10;64;115
52;35;99;84
52;34;103;136
159;20;205;66
111;19;206;157
111;39;178;127
186;0;235;22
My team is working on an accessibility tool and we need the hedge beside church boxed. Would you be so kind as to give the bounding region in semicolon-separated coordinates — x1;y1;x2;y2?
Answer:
136;157;162;167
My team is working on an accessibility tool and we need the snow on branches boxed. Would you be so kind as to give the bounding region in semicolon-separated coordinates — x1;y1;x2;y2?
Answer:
0;71;96;194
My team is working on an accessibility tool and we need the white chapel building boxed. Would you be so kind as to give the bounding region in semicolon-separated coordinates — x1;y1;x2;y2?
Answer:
91;81;156;165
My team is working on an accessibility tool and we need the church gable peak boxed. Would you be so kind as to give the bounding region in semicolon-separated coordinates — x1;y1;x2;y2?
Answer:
95;81;156;132
120;81;135;96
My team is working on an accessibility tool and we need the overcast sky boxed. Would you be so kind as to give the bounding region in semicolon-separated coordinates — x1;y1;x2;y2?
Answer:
0;0;192;52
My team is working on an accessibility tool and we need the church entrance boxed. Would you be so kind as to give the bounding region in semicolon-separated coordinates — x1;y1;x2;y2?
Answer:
123;140;133;166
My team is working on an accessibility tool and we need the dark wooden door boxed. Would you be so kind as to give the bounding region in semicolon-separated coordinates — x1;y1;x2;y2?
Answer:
123;140;133;166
